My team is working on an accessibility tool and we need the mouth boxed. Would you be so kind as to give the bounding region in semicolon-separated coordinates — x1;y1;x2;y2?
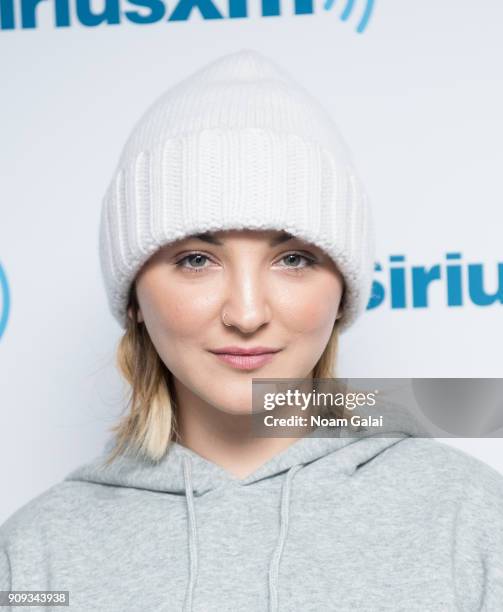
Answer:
208;347;282;371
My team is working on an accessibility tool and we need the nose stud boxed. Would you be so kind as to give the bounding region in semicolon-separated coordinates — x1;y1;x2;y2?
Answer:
222;311;232;327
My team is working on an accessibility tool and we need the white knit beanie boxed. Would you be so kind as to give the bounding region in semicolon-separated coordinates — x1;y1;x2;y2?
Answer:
99;48;375;333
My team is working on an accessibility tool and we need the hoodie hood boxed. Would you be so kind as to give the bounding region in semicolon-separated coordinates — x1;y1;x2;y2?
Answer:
65;425;411;496
65;424;414;612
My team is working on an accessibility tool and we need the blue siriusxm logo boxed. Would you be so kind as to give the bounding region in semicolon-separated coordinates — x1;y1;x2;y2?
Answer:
0;0;375;31
0;263;10;341
368;253;503;311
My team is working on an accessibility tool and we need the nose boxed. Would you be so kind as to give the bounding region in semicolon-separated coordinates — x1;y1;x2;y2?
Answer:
220;267;273;334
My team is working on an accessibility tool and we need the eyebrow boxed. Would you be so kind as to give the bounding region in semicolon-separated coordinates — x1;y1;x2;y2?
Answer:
192;231;295;247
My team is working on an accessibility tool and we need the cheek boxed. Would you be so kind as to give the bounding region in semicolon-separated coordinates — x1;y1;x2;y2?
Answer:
159;295;214;336
274;273;342;334
137;272;217;343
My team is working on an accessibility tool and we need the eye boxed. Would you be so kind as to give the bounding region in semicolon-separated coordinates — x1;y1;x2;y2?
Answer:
174;250;318;273
174;252;212;273
277;252;317;269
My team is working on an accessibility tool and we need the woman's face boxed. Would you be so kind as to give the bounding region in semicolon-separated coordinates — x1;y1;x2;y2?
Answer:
131;229;344;415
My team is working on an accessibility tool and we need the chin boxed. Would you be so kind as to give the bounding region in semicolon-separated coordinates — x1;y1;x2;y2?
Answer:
218;405;255;417
211;398;254;416
208;385;254;415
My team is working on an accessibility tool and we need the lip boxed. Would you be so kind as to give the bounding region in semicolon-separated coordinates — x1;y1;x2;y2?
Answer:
209;346;282;355
208;346;282;371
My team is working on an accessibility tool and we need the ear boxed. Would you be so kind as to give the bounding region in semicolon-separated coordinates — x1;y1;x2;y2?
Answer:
127;306;144;323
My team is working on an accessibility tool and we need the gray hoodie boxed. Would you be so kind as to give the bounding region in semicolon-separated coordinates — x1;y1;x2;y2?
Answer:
1;426;503;611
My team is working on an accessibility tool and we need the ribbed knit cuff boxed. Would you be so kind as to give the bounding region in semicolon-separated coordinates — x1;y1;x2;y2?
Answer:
99;127;375;332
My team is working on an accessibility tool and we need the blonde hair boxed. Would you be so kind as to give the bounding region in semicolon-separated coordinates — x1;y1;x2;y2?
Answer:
104;282;345;466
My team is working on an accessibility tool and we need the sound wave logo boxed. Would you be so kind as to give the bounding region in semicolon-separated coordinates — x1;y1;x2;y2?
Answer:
0;263;10;341
323;0;375;34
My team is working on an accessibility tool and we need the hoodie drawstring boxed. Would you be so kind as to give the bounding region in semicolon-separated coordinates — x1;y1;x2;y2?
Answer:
182;456;198;612
181;455;304;612
268;463;304;612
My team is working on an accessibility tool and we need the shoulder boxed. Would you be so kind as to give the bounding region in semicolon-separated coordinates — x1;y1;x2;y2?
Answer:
392;436;503;480
362;437;503;606
382;436;503;508
0;472;128;589
0;479;100;549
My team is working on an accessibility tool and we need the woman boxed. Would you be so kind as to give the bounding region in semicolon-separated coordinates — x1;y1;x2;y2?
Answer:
1;49;502;612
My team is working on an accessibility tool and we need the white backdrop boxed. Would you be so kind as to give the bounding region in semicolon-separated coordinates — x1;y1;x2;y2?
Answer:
1;0;502;523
